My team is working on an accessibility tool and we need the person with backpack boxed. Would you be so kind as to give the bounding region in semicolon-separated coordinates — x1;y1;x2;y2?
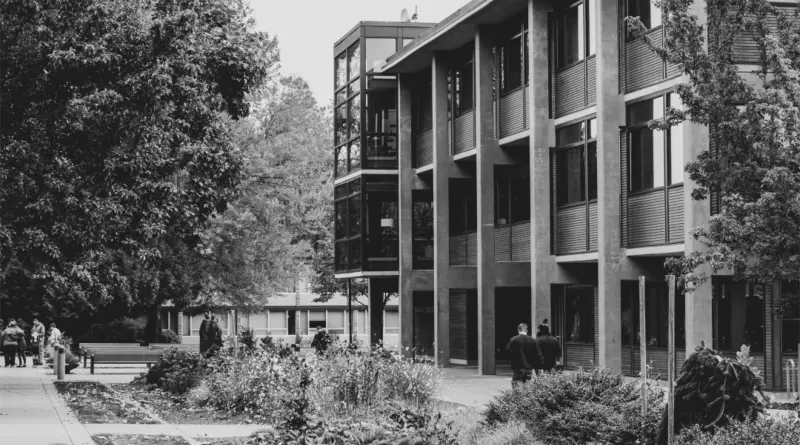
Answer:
505;323;544;387
536;324;562;372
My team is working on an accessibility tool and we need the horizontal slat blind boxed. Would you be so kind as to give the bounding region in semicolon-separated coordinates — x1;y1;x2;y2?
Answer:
555;62;586;117
454;111;475;154
668;185;684;243
416;129;433;167
500;88;526;138
628;190;666;247
557;205;588;255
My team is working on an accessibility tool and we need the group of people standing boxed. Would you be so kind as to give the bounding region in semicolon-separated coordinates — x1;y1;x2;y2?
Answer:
0;318;61;368
506;319;562;387
198;312;224;356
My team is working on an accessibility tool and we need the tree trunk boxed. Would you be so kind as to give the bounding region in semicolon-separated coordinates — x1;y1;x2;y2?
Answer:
145;304;162;344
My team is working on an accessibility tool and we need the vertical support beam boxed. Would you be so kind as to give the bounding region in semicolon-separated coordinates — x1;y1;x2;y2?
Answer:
638;276;647;414
595;0;625;372
433;53;451;367
667;275;676;444
398;73;415;358
368;278;384;346
475;27;497;375
177;311;184;344
528;0;554;332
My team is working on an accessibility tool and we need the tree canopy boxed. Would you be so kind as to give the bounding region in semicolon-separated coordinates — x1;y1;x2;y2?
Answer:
0;0;277;323
629;0;800;298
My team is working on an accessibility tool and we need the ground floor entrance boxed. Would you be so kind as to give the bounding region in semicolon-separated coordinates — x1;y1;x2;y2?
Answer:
551;285;597;371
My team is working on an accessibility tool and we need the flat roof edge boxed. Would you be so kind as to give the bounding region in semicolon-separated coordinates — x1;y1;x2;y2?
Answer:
333;21;439;47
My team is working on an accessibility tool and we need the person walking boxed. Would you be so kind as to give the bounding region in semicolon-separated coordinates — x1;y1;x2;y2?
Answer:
1;321;23;367
505;323;544;388
536;324;562;372
198;312;211;355
32;318;46;367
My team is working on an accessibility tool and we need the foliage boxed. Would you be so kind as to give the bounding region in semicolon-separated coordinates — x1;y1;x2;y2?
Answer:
671;417;800;445
656;343;767;443
199;75;332;308
157;329;179;344
260;335;295;358
79;318;147;344
140;348;207;395
485;367;665;444
627;0;800;291
0;0;276;323
238;327;257;351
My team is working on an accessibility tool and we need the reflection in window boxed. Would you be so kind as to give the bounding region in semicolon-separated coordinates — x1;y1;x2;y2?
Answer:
496;166;530;224
715;281;764;353
557;148;585;205
334;105;347;145
628;0;662;31
630;127;665;191
348;41;360;80
348;96;361;140
555;120;596;206
566;287;593;343
335;52;347;90
348;142;361;172
622;281;686;348
365;38;397;70
557;3;585;69
335;146;347;178
627;95;684;192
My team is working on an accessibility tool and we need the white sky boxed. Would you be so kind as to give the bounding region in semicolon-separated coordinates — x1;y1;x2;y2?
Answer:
250;0;470;107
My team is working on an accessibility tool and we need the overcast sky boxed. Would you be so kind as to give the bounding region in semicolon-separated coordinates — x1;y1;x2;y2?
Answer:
250;0;470;106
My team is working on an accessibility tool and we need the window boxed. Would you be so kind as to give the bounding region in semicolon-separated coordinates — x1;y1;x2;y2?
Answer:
627;94;683;192
781;281;800;354
365;83;398;169
412;190;434;269
357;310;367;335
587;0;596;56
418;74;433;131
496;166;530;225
628;0;662;32
499;18;528;94
269;311;287;334
334;179;363;272
328;311;345;334
454;59;474;115
555;119;597;206
309;311;326;331
565;287;594;344
384;310;400;334
365;38;397;70
622;281;686;348
715;280;765;353
450;180;477;234
335;52;347;91
347;41;360;80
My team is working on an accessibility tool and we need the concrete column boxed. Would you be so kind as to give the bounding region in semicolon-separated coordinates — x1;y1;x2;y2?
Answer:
476;27;497;375
682;0;712;356
595;0;625;372
368;278;385;346
398;73;415;358
177;311;184;344
432;53;451;367
528;0;555;331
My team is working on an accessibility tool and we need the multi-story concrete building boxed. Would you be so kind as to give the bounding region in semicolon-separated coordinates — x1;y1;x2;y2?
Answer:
332;0;798;390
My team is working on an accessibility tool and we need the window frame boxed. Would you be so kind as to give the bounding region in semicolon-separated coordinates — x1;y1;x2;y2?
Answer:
334;178;363;272
334;40;363;178
453;57;474;117
495;166;531;226
555;118;597;207
626;92;683;194
554;0;595;72
625;0;663;41
498;18;529;96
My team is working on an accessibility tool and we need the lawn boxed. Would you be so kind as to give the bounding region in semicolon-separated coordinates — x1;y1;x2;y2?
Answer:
54;381;159;424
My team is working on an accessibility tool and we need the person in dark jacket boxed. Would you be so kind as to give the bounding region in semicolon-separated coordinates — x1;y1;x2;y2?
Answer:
536;324;562;372
505;323;544;387
16;321;27;367
198;312;211;355
1;321;23;367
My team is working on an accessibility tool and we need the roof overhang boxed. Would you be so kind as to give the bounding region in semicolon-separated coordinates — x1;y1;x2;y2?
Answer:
378;0;529;74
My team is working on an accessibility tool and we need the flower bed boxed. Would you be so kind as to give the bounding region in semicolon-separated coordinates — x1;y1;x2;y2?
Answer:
55;381;159;424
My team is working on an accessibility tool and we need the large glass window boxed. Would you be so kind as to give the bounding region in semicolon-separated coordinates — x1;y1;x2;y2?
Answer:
364;176;399;271
621;281;686;348
781;281;800;354
348;41;360;80
334;179;362;272
499;18;528;94
628;0;662;33
412;190;434;270
418;74;433;131
556;1;597;69
450;179;477;234
496;166;530;225
566;287;594;344
365;38;397;71
365;81;398;169
384;310;400;334
335;52;347;91
555;119;597;206
714;280;765;353
454;59;474;115
627;94;683;192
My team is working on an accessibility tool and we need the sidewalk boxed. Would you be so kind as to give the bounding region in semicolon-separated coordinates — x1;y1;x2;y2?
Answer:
0;365;93;445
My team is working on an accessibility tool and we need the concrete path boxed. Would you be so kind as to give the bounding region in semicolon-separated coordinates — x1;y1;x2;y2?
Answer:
0;366;93;445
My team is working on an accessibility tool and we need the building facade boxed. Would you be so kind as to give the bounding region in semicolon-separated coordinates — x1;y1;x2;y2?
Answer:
332;0;799;389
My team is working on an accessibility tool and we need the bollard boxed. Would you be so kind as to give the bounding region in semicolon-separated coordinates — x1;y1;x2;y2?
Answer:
56;345;66;381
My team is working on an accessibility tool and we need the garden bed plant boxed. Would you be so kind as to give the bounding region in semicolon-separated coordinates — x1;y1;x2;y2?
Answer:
54;381;159;424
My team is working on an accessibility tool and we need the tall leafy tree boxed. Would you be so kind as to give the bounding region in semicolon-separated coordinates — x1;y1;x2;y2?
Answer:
0;0;277;328
197;75;333;309
628;1;800;306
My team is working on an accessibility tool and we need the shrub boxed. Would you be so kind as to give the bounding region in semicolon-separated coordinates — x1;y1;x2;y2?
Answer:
310;330;334;354
485;367;664;445
157;329;179;344
261;335;295;358
83;317;146;343
238;327;257;351
656;343;767;443
672;417;800;445
141;348;207;395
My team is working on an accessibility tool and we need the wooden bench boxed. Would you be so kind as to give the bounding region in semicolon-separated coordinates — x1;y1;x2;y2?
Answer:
148;343;196;351
80;343;144;367
90;348;163;374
